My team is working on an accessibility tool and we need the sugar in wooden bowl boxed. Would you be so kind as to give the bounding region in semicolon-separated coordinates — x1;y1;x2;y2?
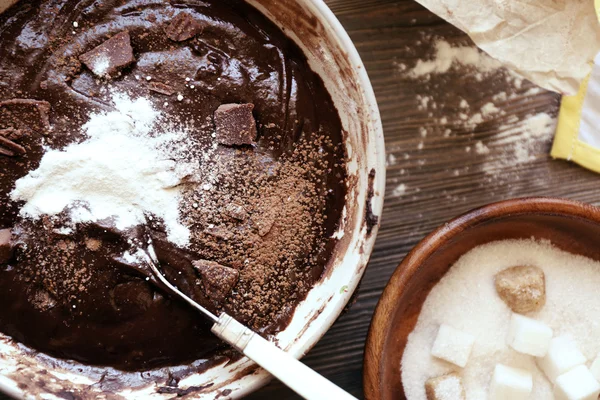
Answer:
363;198;600;400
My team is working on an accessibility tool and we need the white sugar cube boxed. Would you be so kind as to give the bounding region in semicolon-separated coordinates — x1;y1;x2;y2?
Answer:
537;336;586;383
489;363;533;400
431;324;475;368
554;365;600;400
507;313;553;356
589;352;600;381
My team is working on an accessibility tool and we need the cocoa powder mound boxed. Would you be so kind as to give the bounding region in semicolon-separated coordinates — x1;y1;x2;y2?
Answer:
179;135;338;331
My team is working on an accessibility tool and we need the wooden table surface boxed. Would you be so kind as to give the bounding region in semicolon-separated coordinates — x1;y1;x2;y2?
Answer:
3;0;600;399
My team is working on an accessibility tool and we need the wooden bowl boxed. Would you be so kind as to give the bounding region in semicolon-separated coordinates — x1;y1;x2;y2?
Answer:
363;197;600;400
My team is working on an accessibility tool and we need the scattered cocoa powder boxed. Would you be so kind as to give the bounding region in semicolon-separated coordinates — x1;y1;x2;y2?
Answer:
179;135;336;330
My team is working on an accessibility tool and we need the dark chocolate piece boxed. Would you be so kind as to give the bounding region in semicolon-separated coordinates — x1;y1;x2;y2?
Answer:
0;136;26;156
79;31;135;78
148;81;176;96
0;99;51;134
0;127;28;140
164;13;202;42
193;260;238;302
214;103;257;146
0;229;13;264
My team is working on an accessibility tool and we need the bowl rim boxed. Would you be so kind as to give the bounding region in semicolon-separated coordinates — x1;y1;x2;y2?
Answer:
362;196;600;400
0;0;385;398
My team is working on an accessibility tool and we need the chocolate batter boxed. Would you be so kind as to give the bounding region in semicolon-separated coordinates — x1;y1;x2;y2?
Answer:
0;0;346;371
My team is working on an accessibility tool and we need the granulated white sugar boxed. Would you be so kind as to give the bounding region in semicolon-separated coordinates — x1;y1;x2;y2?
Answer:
408;40;502;78
402;239;600;400
11;92;192;246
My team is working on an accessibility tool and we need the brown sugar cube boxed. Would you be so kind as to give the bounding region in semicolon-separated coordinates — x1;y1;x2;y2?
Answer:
193;260;239;302
79;31;135;78
0;228;13;264
164;12;202;42
425;373;466;400
495;265;546;313
214;103;257;146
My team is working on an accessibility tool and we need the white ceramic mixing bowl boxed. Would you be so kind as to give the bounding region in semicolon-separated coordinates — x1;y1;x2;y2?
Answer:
0;0;384;398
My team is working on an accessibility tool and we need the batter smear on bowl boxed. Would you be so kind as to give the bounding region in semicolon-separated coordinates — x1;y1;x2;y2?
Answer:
0;0;347;371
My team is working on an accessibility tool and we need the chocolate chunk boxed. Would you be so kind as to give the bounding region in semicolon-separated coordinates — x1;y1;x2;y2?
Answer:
0;136;26;157
0;99;51;134
79;31;135;78
164;13;202;42
193;260;238;302
0;128;28;156
148;81;176;96
0;127;28;140
214;103;257;146
0;229;13;264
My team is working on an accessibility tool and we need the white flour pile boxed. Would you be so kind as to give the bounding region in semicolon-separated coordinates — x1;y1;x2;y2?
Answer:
11;92;192;246
402;239;600;399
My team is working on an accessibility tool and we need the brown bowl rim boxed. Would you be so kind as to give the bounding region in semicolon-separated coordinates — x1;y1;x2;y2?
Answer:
362;196;600;400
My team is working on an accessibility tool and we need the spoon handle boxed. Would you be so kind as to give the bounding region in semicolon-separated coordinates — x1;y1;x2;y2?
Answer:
212;313;357;400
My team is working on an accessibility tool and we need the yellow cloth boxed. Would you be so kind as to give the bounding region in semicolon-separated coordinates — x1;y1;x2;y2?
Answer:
551;0;600;172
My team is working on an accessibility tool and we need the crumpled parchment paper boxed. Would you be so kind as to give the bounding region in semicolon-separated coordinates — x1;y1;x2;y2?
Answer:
414;0;600;95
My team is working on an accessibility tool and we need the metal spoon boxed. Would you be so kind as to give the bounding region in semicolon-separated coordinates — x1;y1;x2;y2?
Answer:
142;248;357;400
